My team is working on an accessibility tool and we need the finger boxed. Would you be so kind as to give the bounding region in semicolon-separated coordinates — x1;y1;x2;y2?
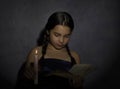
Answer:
24;71;34;79
72;76;82;88
24;68;34;79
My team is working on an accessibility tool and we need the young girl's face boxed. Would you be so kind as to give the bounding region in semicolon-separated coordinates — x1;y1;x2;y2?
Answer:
49;25;72;50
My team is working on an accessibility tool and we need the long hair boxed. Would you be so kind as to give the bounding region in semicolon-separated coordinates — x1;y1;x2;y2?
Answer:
37;11;75;60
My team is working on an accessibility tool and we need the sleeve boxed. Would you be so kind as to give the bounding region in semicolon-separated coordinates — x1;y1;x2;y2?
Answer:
14;62;35;89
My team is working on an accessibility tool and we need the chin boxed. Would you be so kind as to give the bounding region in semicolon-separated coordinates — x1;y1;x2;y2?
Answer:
55;46;65;50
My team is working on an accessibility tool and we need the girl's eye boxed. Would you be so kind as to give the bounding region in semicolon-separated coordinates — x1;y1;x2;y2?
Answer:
65;35;70;38
54;33;60;37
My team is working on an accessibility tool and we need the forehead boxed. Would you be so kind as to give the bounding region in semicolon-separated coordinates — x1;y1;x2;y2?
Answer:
51;25;71;34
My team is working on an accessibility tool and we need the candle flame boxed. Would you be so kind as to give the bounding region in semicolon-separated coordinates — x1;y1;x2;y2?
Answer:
35;50;38;55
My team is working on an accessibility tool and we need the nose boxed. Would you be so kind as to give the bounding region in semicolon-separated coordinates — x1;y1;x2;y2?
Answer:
59;37;64;43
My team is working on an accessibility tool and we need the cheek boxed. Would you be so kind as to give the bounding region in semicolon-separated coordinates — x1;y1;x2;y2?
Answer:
49;35;57;43
64;38;70;44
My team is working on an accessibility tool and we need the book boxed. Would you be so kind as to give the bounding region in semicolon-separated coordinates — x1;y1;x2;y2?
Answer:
69;64;95;77
46;64;95;79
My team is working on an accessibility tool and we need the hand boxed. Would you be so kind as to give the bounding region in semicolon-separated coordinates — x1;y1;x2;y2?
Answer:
23;64;35;80
46;70;73;79
24;63;41;80
69;75;84;88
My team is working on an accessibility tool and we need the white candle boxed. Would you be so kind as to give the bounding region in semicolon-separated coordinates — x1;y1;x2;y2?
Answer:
34;49;38;85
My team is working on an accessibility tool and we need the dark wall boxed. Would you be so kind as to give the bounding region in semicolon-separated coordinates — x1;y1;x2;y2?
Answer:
0;0;119;89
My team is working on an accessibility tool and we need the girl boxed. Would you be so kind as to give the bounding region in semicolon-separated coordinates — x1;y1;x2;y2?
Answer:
15;11;83;89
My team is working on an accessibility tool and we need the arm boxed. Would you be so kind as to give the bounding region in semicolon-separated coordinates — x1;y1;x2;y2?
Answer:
71;51;81;64
24;46;42;79
15;47;42;88
70;51;84;88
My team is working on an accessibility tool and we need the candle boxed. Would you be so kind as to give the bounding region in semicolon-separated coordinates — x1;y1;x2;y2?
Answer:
34;49;38;85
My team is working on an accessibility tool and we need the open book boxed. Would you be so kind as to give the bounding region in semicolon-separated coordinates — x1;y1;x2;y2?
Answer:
69;64;95;77
46;64;95;79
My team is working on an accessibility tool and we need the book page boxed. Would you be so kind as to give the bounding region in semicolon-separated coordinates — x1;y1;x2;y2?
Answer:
46;64;95;79
69;64;95;77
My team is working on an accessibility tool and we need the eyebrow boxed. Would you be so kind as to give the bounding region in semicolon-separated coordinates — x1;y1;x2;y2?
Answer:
54;32;71;36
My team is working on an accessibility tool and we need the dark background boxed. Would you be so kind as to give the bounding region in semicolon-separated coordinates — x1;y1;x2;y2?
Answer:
0;0;119;89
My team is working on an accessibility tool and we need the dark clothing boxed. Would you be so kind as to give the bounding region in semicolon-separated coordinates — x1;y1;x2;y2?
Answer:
15;57;78;89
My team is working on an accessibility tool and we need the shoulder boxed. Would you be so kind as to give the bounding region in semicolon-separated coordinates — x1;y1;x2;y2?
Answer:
70;50;81;64
26;46;42;63
29;46;42;54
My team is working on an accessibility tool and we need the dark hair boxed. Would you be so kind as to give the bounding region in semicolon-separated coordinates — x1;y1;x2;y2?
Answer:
37;11;74;46
37;11;75;62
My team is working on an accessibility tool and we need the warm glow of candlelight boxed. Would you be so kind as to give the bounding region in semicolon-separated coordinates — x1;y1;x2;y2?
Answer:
35;49;38;55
